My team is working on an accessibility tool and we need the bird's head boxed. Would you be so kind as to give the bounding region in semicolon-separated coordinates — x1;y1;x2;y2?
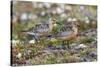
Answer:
68;17;80;28
48;18;58;28
67;17;80;35
49;18;57;24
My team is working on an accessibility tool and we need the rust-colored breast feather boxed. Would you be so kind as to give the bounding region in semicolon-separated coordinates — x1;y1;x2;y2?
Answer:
56;22;78;41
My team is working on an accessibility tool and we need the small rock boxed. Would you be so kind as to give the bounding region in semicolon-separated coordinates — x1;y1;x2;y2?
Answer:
80;57;90;62
75;44;87;50
88;51;97;58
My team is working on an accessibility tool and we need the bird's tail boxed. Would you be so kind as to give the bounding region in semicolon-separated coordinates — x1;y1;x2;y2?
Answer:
20;30;40;42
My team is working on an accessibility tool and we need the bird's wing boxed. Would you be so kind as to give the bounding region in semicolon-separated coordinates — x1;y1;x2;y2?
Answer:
57;31;73;37
56;25;73;37
35;24;49;33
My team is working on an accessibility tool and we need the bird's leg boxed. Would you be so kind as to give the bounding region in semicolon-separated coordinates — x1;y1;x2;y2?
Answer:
63;41;71;49
68;40;73;49
67;41;70;49
33;35;39;45
61;40;66;50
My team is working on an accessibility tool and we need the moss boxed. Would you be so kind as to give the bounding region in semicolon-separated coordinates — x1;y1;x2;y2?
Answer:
80;37;95;44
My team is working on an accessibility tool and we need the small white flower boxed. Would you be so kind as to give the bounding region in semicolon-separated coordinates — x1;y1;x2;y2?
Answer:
20;13;28;21
29;40;35;44
12;40;20;46
56;7;64;14
72;18;77;21
16;53;22;59
85;20;90;24
85;17;90;24
79;44;87;48
67;18;72;22
75;44;87;49
54;23;57;27
41;11;45;16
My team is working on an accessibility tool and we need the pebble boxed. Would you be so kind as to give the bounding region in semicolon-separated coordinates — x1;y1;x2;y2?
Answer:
88;51;97;58
80;57;91;62
75;44;87;50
